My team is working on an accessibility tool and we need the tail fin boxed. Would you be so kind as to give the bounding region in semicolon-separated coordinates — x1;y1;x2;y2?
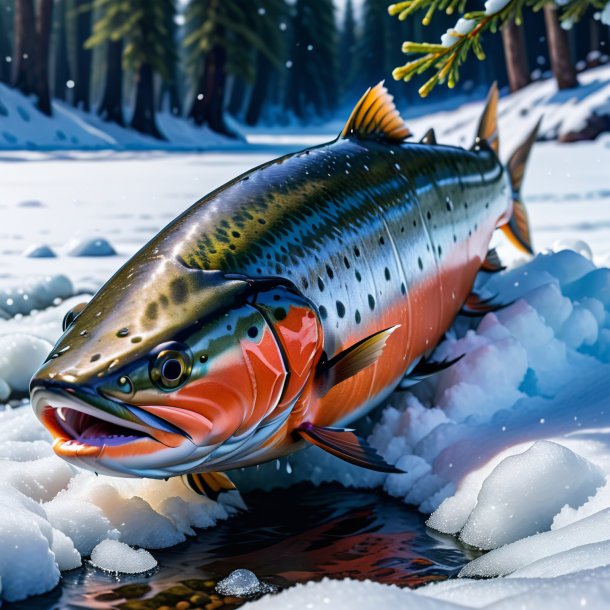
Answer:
501;118;542;256
474;82;499;154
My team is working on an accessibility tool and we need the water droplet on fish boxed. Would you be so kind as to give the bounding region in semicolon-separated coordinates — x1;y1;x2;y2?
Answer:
116;327;129;337
80;330;88;337
286;461;293;474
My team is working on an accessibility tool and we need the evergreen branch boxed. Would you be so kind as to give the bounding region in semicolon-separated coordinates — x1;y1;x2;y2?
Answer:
390;0;601;96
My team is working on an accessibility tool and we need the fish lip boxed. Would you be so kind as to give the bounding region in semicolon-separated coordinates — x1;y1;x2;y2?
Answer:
30;381;189;456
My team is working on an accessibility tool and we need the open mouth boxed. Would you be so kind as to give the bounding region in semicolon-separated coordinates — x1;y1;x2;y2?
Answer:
55;406;152;447
41;404;156;458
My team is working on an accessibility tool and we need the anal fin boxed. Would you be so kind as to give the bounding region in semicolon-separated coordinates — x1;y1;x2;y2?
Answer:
182;472;236;500
420;128;437;145
296;423;402;473
481;248;506;273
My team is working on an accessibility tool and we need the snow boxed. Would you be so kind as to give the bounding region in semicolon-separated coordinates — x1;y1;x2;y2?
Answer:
0;72;610;605
216;569;275;597
66;236;117;257
602;2;610;25
89;539;157;574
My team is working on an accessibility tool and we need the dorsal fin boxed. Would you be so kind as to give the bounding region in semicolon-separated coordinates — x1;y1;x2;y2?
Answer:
474;82;499;154
420;128;437;145
340;82;411;143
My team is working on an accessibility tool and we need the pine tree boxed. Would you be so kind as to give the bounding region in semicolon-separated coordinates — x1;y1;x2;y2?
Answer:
0;0;13;84
284;0;338;121
87;0;177;138
339;0;357;102
157;4;182;117
53;0;71;101
72;0;92;111
184;0;285;136
244;0;289;126
13;0;53;115
388;0;598;97
544;4;578;89
501;23;530;91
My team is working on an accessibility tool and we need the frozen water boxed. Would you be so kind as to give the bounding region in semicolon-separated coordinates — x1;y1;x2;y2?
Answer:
0;333;52;392
66;237;117;257
216;568;275;597
89;539;157;574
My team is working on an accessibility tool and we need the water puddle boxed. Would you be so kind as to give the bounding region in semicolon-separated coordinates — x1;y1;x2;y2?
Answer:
15;483;474;609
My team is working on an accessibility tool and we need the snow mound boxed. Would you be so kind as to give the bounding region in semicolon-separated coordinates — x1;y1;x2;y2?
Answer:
216;568;276;597
0;333;53;393
66;237;117;257
0;274;73;318
90;539;157;574
459;508;610;577
23;244;57;258
453;441;604;549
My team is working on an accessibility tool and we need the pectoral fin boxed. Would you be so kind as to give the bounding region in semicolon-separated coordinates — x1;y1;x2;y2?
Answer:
296;422;402;473
317;325;400;395
182;472;236;500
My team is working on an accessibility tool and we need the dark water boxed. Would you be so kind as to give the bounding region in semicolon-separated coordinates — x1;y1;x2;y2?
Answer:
14;483;473;610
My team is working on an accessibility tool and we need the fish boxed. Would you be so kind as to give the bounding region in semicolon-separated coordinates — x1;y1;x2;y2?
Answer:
30;82;539;498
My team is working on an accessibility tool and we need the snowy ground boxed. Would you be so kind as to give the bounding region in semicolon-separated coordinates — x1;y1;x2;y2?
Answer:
1;77;610;606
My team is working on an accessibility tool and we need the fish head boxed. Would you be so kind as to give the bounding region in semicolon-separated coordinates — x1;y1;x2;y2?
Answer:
30;255;322;478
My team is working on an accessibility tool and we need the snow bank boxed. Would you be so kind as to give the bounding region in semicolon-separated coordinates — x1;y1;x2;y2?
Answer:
0;407;237;602
90;539;157;574
0;82;242;151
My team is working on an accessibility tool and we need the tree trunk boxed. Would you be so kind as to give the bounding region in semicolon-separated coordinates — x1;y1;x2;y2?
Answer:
98;39;124;125
131;62;164;139
245;54;270;126
13;0;37;95
158;80;182;116
34;0;53;116
0;4;11;84
188;39;237;138
54;0;71;101
227;76;247;117
501;22;530;92
544;4;578;90
73;0;91;111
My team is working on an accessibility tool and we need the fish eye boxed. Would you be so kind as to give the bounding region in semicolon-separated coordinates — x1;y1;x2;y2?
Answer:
150;343;192;390
62;302;87;332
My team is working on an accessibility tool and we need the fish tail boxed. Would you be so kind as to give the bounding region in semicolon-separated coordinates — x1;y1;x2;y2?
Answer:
501;118;542;256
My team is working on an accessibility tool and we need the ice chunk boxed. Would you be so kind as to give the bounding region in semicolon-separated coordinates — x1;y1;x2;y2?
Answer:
66;237;117;257
458;441;604;549
0;333;52;392
0;377;10;401
459;508;610;577
216;569;276;597
90;539;157;574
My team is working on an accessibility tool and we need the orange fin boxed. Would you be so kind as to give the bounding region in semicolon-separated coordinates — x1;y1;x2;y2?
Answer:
501;118;541;256
420;128;437;145
340;82;411;143
317;325;400;394
296;423;402;473
474;82;499;154
182;472;236;500
481;248;506;273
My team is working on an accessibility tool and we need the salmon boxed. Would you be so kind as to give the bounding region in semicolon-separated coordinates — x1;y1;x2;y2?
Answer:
30;83;539;498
